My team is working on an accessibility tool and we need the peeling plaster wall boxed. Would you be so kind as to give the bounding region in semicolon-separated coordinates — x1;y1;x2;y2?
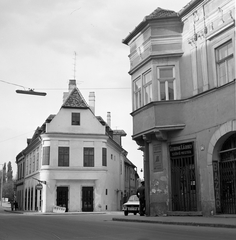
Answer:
149;141;169;216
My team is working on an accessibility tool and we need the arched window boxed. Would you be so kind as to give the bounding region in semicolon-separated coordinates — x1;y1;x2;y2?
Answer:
220;133;236;161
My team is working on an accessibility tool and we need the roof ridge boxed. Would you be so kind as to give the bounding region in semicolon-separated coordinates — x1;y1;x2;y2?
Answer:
145;7;178;20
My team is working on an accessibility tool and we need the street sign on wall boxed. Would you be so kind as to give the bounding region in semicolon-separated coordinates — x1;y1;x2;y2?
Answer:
36;183;43;190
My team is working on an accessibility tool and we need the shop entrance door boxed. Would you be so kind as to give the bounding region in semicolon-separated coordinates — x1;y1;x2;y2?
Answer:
170;142;197;211
57;187;68;212
82;187;93;212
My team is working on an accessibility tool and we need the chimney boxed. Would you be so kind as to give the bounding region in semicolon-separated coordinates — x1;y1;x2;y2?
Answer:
107;112;111;127
69;79;76;91
63;80;77;103
89;92;95;114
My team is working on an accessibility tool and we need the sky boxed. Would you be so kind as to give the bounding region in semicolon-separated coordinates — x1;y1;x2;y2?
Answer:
0;0;190;178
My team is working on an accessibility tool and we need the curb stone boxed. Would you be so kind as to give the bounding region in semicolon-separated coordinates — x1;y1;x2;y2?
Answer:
112;218;236;229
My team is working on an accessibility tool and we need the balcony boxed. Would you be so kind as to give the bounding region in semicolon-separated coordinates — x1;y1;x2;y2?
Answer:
131;80;236;142
132;100;185;141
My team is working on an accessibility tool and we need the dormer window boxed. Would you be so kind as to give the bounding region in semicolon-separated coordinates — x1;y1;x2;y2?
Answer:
72;112;80;125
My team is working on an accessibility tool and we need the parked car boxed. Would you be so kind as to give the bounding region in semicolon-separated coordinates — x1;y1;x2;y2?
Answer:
122;195;139;216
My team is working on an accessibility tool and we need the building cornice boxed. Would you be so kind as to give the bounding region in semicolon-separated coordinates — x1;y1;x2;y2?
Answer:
129;51;183;75
132;124;186;141
41;132;108;140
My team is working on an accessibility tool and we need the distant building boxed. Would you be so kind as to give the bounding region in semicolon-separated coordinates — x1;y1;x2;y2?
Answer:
124;157;139;202
15;80;138;213
123;0;235;216
15;151;25;210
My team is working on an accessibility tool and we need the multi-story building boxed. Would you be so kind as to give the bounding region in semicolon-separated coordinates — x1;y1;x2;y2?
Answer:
122;0;235;216
15;80;138;213
124;157;139;202
15;151;25;210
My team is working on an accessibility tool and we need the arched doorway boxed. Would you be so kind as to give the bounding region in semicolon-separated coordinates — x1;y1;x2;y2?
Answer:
213;133;236;214
218;133;236;214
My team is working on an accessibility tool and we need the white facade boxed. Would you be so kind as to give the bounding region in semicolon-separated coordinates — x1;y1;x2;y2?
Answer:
16;81;128;213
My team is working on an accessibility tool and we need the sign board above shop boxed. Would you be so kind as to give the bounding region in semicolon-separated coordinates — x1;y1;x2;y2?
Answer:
169;142;194;158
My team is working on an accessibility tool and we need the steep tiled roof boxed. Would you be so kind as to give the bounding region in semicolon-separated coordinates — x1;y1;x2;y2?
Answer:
45;114;55;123
145;7;178;20
122;7;179;44
113;130;127;137
96;116;107;126
62;87;89;109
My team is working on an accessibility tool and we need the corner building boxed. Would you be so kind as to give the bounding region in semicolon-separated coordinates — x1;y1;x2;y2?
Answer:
15;80;138;213
123;0;235;216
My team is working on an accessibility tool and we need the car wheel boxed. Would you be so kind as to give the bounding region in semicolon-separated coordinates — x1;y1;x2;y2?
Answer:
124;211;128;216
134;213;137;215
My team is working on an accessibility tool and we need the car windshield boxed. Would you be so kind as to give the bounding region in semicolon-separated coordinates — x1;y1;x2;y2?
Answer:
128;195;139;202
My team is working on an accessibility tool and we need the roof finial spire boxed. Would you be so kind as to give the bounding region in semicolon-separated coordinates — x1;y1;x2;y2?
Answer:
73;51;77;80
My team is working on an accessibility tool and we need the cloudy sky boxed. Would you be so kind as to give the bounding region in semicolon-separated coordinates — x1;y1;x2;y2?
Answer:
0;0;190;178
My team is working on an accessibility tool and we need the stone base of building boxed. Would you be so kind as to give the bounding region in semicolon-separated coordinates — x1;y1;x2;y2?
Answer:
150;202;168;216
201;200;216;216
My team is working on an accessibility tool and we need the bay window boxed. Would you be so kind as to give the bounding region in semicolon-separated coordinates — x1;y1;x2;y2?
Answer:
157;66;176;101
143;70;152;105
134;77;141;110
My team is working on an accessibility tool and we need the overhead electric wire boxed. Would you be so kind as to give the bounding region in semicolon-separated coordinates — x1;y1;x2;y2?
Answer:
0;80;130;91
37;87;131;90
0;79;28;89
0;131;34;143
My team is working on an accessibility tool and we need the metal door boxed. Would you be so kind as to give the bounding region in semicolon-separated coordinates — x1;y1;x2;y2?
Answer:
82;187;93;212
219;159;236;213
57;187;68;212
171;156;197;211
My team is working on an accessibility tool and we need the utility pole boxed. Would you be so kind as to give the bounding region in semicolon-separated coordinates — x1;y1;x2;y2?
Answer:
0;164;3;206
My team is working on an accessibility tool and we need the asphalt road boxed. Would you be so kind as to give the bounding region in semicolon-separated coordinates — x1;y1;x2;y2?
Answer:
0;212;235;240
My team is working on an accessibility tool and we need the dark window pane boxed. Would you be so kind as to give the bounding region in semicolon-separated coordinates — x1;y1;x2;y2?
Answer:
168;81;174;100
160;82;166;100
72;113;80;125
42;146;50;165
84;148;94;167
102;148;107;166
58;147;69;166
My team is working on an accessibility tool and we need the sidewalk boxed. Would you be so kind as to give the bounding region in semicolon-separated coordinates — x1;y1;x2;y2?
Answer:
1;203;236;229
112;214;236;229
